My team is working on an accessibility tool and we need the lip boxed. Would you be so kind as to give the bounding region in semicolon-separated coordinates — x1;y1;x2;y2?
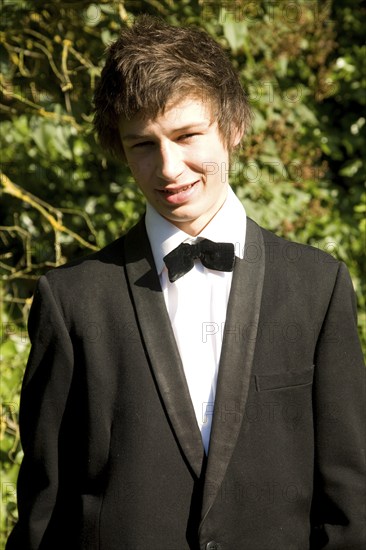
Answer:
156;180;199;205
156;181;198;193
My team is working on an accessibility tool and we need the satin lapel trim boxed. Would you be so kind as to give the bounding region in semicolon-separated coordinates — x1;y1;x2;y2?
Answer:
124;219;205;478
200;218;266;521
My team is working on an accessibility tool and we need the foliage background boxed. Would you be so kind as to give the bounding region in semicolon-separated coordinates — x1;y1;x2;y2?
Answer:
0;0;365;545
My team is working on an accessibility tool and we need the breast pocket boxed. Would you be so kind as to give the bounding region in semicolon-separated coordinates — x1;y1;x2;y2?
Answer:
254;366;314;392
250;366;315;433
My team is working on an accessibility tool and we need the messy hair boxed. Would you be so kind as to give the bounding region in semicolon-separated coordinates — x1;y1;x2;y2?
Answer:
93;15;252;158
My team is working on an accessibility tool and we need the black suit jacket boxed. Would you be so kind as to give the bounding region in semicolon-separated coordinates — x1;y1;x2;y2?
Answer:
6;217;365;550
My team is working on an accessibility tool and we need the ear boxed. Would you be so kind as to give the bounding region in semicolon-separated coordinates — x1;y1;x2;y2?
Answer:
232;126;245;148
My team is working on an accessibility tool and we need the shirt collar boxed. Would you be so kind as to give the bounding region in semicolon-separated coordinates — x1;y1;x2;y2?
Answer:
145;185;247;276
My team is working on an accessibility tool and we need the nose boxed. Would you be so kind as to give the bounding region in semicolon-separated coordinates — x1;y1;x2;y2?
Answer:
156;140;184;182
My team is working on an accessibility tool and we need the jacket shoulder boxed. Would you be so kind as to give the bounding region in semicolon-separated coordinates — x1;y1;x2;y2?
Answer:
248;218;341;273
43;234;126;288
44;216;147;285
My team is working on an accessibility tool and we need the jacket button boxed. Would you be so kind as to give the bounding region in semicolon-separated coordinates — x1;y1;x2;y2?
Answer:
206;542;221;550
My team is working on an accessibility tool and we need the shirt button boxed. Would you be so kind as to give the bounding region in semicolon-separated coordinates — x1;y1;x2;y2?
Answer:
206;542;221;550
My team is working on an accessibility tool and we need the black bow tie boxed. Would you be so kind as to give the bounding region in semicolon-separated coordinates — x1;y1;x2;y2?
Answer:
163;238;235;283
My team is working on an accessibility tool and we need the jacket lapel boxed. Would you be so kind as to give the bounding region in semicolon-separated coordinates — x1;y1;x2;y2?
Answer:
200;218;266;521
124;218;205;478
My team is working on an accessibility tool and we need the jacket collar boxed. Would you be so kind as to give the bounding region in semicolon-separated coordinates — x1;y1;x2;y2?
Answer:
123;216;265;505
124;218;206;478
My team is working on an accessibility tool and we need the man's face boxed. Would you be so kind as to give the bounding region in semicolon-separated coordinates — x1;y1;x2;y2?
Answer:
119;96;241;236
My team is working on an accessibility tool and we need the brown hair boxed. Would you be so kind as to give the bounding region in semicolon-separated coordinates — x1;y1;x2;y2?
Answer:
93;15;251;158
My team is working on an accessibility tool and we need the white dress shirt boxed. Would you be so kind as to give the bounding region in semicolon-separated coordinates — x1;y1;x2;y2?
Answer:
145;185;246;453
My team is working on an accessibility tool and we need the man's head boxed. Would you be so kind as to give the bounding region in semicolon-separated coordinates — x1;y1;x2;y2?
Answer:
94;15;251;235
93;15;251;159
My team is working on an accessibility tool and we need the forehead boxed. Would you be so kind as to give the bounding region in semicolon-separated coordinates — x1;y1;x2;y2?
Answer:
118;95;215;137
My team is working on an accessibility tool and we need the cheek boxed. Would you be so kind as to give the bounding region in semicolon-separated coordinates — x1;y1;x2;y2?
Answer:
128;157;144;175
193;145;228;173
187;148;210;168
202;163;225;187
128;161;151;187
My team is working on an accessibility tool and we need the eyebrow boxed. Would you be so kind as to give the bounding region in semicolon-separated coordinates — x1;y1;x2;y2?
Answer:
120;123;211;142
120;133;152;142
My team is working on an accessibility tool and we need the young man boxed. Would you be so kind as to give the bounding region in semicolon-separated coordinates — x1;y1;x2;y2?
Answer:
7;15;365;550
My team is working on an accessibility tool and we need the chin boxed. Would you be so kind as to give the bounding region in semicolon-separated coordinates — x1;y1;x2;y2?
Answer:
168;211;200;224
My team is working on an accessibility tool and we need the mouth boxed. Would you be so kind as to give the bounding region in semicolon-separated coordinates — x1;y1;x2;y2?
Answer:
156;180;199;205
157;181;198;195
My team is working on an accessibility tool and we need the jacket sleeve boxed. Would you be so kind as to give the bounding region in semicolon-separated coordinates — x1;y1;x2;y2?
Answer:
311;262;366;549
6;275;74;550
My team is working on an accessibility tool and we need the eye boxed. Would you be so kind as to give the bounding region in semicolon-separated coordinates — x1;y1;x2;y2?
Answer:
131;141;154;149
177;133;199;142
